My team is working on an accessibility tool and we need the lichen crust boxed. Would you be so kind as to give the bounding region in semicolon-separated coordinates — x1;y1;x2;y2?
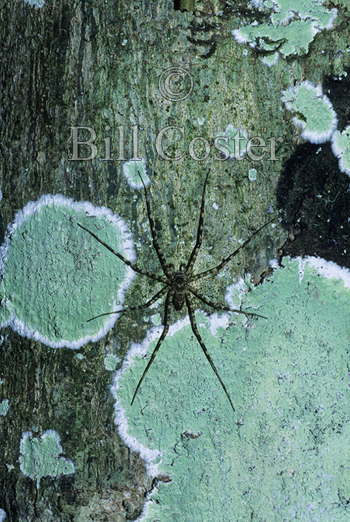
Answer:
331;126;350;176
112;257;350;521
122;159;150;189
19;429;75;488
0;194;135;348
282;81;337;143
233;0;337;65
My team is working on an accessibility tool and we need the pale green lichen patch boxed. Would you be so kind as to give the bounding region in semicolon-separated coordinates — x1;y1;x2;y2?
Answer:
331;125;350;176
24;0;45;6
234;0;337;65
248;168;257;181
114;258;350;521
269;0;337;27
215;124;250;159
0;399;9;416
150;313;162;326
0;195;135;348
104;353;119;371
19;429;75;488
122;159;150;189
234;20;318;64
282;81;337;143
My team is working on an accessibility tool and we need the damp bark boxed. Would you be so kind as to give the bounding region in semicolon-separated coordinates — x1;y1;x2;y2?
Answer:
0;1;349;520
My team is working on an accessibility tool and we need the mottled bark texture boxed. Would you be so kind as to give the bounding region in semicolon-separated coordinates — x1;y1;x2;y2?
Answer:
1;0;348;520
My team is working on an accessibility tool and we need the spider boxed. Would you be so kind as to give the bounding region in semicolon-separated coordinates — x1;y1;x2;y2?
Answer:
78;172;273;413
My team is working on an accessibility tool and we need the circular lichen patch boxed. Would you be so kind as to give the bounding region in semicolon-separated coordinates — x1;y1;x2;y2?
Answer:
0;195;135;348
282;81;337;143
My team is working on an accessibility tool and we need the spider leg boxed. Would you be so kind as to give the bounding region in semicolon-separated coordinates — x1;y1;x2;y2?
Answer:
86;286;167;322
185;295;235;413
186;169;210;273
77;223;167;285
131;289;172;405
138;173;171;278
189;287;266;319
192;218;274;281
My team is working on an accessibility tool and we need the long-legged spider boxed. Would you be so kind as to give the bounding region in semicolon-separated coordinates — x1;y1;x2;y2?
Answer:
78;172;273;413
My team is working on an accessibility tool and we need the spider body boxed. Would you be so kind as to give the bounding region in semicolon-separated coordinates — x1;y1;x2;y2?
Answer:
172;267;188;310
78;171;273;414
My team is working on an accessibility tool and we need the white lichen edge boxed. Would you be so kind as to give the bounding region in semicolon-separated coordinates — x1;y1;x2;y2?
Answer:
321;8;338;30
331;129;350;176
273;7;337;30
225;276;250;309
261;52;280;67
122;158;150;190
20;429;75;488
299;256;350;288
112;317;188;478
114;255;350;520
282;81;338;144
0;508;6;522
112;310;231;473
0;194;136;349
291;114;337;144
112;310;232;521
232;28;249;45
232;9;336;64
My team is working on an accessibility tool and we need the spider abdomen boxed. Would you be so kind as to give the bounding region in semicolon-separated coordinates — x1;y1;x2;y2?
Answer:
172;271;187;311
173;290;185;311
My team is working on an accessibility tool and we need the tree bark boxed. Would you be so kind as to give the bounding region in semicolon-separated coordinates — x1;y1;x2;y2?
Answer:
1;0;347;520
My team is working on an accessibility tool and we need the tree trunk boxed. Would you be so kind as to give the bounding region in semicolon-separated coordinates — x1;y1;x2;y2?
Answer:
1;0;347;520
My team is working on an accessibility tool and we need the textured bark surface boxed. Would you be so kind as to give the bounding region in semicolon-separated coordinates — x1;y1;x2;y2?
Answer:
0;0;349;520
